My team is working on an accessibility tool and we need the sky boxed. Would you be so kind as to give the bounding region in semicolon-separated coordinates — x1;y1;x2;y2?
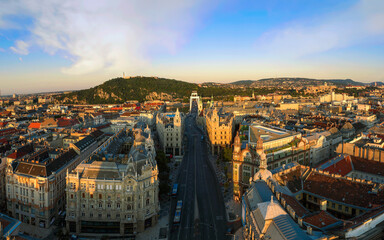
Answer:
0;0;384;95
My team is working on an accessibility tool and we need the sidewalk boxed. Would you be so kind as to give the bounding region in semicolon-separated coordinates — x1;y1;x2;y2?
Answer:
136;214;169;240
18;222;56;239
207;153;241;223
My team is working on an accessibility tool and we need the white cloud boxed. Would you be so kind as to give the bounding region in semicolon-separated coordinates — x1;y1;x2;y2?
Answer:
18;57;22;62
10;40;30;55
0;0;210;74
254;0;384;58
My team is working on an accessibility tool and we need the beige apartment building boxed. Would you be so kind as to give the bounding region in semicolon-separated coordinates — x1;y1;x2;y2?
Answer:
205;107;234;154
65;127;159;237
156;108;184;157
4;136;98;229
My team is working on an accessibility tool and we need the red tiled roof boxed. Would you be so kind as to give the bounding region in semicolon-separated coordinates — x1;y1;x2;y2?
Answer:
303;211;340;229
0;121;8;127
351;156;384;176
321;155;353;176
28;122;41;129
7;144;34;159
278;166;304;193
304;171;384;208
94;123;110;130
0;128;18;137
281;193;309;217
122;103;137;107
342;205;384;230
0;138;7;144
0;111;12;117
8;151;26;159
57;118;79;127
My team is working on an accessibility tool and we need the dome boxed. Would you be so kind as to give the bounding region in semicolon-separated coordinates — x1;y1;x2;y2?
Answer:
257;197;286;220
253;168;272;182
342;122;354;130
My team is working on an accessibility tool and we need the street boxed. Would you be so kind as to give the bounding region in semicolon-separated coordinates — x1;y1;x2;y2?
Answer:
169;104;227;240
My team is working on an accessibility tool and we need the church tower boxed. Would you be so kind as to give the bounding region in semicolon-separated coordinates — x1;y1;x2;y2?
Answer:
251;135;271;182
233;131;241;162
174;108;181;127
256;136;267;169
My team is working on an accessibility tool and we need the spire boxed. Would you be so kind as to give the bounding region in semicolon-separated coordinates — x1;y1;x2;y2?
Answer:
256;135;263;151
257;136;267;170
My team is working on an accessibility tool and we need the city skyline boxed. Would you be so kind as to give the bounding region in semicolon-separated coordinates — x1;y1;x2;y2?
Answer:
1;0;384;95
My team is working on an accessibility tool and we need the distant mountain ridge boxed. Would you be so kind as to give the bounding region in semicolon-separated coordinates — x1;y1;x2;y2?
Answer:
231;78;368;86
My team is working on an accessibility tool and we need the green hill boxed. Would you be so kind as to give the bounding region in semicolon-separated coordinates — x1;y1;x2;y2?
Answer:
57;76;271;104
57;77;198;104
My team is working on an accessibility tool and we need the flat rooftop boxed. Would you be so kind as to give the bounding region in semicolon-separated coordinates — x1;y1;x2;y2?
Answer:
249;124;298;143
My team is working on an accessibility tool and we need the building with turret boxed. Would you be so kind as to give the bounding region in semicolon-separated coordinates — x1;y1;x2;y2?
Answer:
205;107;234;154
65;127;159;237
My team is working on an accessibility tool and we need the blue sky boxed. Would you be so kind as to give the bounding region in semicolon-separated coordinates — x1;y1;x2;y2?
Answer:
0;0;383;94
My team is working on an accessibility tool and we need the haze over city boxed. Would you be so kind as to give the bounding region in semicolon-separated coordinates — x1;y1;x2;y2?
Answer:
1;0;384;94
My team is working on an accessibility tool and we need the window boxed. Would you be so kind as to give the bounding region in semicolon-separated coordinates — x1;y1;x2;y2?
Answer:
98;213;102;218
117;203;120;209
99;203;103;208
146;199;150;206
71;194;73;199
90;194;93;199
90;213;93;218
82;193;85;198
82;212;85;217
99;194;102;199
338;205;342;210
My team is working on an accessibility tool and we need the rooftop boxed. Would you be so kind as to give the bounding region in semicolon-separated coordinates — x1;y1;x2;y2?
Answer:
303;211;342;230
15;149;78;177
249;124;299;144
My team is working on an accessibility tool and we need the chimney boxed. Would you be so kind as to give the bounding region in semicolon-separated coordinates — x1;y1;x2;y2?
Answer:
320;199;327;211
298;217;303;227
307;226;312;235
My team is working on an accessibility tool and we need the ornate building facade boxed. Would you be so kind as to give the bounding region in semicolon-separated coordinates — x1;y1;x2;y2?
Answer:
156;109;184;157
5;143;93;228
65;127;159;237
205;107;234;154
233;130;310;199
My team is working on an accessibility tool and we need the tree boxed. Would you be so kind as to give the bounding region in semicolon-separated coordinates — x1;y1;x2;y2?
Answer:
223;147;233;162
